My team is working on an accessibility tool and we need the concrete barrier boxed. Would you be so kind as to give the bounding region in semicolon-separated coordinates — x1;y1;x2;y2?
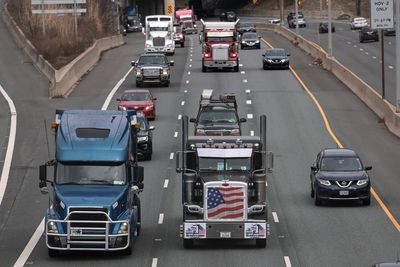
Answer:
256;23;400;138
2;3;124;98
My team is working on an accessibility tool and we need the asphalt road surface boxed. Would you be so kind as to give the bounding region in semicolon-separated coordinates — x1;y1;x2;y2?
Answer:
0;12;400;267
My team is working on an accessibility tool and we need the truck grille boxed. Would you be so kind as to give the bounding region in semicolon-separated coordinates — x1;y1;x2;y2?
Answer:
69;207;108;228
212;45;228;61
143;69;160;76
153;37;165;47
205;130;232;136
205;182;246;221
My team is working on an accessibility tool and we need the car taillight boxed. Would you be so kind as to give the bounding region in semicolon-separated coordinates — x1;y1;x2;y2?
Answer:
204;53;211;58
230;52;237;57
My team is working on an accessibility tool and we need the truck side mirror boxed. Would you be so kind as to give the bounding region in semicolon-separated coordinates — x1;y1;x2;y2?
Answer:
176;151;183;173
239;118;247;123
39;164;49;194
131;61;136;67
169;60;175;66
189;118;197;123
116;97;121;101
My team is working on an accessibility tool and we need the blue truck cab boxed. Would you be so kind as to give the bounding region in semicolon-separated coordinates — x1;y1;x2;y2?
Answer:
39;110;144;256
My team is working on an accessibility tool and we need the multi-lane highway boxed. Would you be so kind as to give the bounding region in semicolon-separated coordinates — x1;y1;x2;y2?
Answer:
0;10;400;267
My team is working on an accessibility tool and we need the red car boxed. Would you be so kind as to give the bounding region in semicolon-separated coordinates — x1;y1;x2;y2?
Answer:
117;89;157;120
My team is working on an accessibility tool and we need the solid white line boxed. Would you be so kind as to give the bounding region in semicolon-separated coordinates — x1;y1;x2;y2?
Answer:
13;218;44;267
163;179;169;188
151;258;158;267
178;114;182;120
158;213;164;224
284;256;292;267
101;67;133;110
246;100;252;105
14;66;135;267
272;212;279;223
0;83;17;206
174;131;178;138
250;130;254;136
181;101;185;106
245;89;251;94
170;153;174;160
247;114;253;119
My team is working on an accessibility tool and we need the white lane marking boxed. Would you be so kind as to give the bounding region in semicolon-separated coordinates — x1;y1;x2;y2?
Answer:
178;114;182;120
353;45;357;48
163;179;169;188
359;48;364;51
151;258;158;267
188;71;191;75
246;100;252;105
272;212;279;223
14;67;135;266
243;79;248;83
0;84;17;206
265;181;268;187
284;256;292;267
174;131;178;138
239;63;243;67
102;67;133;110
250;130;254;136
240;71;245;74
245;89;251;94
365;52;369;55
170;153;174;160
190;54;193;57
389;42;392;45
247;114;253;119
181;101;185;106
190;58;193;62
389;65;394;69
189;64;192;68
346;41;351;44
186;80;190;84
372;56;377;59
158;213;164;224
13;218;44;267
184;90;188;93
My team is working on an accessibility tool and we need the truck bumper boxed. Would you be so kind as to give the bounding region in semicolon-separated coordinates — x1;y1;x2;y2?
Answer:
145;47;175;53
203;60;238;68
182;220;268;239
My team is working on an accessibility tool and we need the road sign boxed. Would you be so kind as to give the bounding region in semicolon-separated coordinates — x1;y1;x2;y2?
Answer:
167;5;173;15
370;0;394;29
164;0;174;16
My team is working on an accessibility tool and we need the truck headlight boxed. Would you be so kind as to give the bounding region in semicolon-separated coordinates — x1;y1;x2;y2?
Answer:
196;129;205;135
145;43;152;48
167;43;173;48
357;179;368;186
162;68;168;76
231;129;240;135
318;179;331;186
136;68;142;76
48;221;58;234
118;222;129;234
138;136;148;142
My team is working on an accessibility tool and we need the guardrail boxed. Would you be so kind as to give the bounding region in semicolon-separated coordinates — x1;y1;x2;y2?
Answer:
2;3;124;98
256;23;400;138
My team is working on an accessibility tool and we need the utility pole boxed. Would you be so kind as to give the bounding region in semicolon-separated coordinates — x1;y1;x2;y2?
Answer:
328;0;332;57
295;0;299;34
280;0;284;26
318;0;322;44
396;0;400;112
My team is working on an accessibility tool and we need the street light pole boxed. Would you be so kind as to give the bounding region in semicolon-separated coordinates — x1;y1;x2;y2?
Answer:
396;0;400;112
328;0;332;57
295;0;299;34
318;0;322;44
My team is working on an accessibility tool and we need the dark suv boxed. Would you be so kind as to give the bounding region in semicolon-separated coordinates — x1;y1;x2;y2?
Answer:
359;27;379;43
190;90;246;136
137;112;155;160
220;11;237;22
310;148;372;206
132;53;174;87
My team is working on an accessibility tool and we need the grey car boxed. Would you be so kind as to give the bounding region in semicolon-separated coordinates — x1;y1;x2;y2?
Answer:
132;54;174;87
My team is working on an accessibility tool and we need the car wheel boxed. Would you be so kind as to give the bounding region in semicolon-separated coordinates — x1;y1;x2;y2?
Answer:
165;81;170;87
121;240;133;255
181;42;185;47
48;248;59;257
362;196;371;206
241;45;244;50
136;81;141;87
314;191;322;206
183;239;194;249
263;64;267;70
202;62;207;72
256;238;267;248
257;45;261;49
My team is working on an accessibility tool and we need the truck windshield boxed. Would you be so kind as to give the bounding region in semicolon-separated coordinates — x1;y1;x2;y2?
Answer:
138;56;166;65
150;27;169;31
56;163;127;185
207;36;234;42
199;158;251;171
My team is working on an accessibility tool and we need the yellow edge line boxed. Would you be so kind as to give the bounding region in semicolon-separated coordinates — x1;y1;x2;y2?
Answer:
260;37;400;233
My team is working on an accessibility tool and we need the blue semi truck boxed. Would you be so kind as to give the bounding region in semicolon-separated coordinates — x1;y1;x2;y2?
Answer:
39;110;144;256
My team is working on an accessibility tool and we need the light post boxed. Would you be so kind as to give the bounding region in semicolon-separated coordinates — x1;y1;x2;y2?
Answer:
396;0;400;112
295;0;299;34
327;0;332;57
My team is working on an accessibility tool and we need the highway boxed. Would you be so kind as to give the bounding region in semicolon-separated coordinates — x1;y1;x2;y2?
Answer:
0;12;400;267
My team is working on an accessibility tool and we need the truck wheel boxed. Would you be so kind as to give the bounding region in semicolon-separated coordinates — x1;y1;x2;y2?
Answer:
122;242;133;255
136;81;141;88
234;65;239;72
181;42;185;47
256;238;267;248
48;248;59;257
183;239;194;249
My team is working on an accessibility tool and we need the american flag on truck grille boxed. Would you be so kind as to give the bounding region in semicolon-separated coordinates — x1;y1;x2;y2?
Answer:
207;185;245;220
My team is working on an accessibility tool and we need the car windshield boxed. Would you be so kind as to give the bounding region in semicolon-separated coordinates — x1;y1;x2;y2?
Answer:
355;18;366;22
243;33;257;39
199;157;251;171
320;157;363;172
198;110;238;124
240;23;253;28
265;49;286;56
121;92;150;101
207;36;234;42
56;163;127;185
138;56;166;65
150;26;169;31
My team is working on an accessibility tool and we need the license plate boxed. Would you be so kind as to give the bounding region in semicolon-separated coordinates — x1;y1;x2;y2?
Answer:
70;229;83;236
220;232;231;238
339;190;349;196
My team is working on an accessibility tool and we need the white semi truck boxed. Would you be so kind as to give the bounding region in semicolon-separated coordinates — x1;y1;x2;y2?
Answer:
145;15;175;55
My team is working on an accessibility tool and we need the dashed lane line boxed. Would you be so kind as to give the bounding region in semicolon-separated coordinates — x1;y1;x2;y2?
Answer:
245;89;251;94
246;100;252;105
169;153;174;160
0;83;17;206
178;114;182;120
163;179;169;188
158;213;164;224
181;101;185;106
151;258;158;267
272;212;279;223
284;256;292;267
174;132;178;138
247;114;253;119
250;130;254;136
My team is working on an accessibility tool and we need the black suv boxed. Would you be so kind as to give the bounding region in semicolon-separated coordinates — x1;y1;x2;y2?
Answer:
241;32;261;49
237;22;256;34
137;112;155;160
220;11;237;22
132;53;174;87
262;48;290;69
310;148;372;206
190;90;246;136
359;27;379;43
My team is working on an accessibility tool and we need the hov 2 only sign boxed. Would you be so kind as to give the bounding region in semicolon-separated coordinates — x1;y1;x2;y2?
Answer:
370;0;394;29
